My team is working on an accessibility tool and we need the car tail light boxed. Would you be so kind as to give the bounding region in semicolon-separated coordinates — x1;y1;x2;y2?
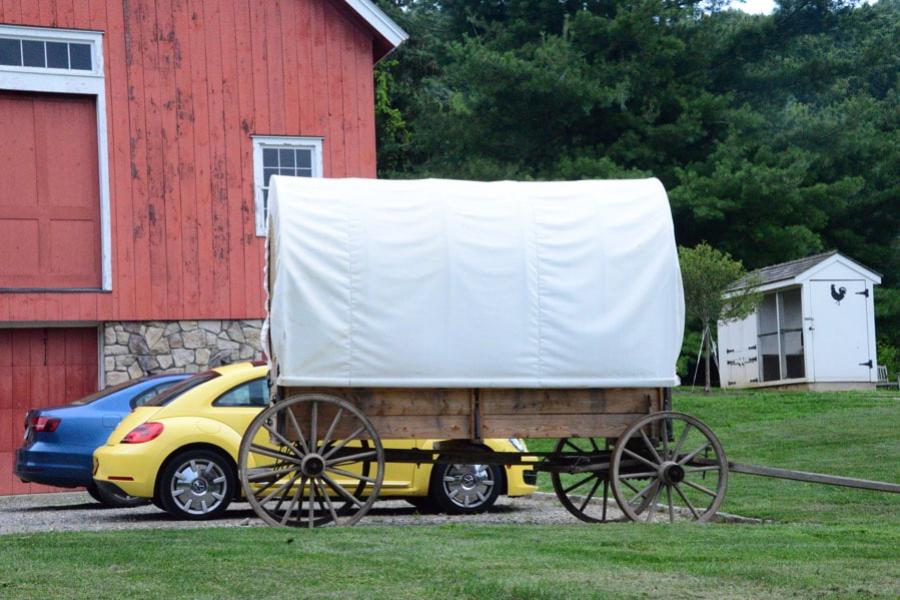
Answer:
31;416;61;433
121;422;164;444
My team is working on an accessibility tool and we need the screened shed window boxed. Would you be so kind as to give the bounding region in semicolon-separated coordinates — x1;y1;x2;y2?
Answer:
758;288;805;382
252;136;323;236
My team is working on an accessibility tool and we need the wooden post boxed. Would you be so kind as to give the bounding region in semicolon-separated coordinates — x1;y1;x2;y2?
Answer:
704;323;712;393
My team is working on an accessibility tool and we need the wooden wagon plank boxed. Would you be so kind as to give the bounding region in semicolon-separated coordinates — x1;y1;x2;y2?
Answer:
481;413;643;439
480;388;659;415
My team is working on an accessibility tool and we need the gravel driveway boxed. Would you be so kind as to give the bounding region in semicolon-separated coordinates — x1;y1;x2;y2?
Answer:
0;491;758;534
0;491;619;534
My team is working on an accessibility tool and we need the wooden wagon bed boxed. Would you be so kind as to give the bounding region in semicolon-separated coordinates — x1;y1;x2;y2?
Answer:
278;387;668;440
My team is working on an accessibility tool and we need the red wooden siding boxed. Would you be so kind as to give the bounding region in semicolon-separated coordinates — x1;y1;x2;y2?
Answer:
0;91;102;289
0;327;98;495
0;0;378;323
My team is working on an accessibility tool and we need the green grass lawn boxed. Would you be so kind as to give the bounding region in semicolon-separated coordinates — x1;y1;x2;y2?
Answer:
1;389;898;599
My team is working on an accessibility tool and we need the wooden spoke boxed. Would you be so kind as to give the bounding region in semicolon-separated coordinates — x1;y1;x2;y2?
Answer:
327;450;376;467
628;478;659;506
246;465;298;483
686;465;721;473
617;471;659;480
666;484;675;523
284;408;310;456
262;422;304;458
307;477;316;528
563;439;584;453
563;474;596;495
622;447;659;470
319;408;344;454
673;483;700;520
672;422;692;459
578;476;603;513
309;401;318;453
677;442;711;466
321;473;364;507
272;472;302;514
322;426;367;460
280;476;306;526
639;429;663;465
318;479;340;524
681;478;718;498
249;444;303;465
326;466;377;484
644;482;661;522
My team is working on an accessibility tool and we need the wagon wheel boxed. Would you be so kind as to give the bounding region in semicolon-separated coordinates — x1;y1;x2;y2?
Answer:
239;394;384;528
551;438;653;523
552;437;615;522
610;412;727;523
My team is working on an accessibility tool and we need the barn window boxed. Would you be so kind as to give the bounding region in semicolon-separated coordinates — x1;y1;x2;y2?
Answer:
252;136;323;236
0;37;93;71
0;25;110;290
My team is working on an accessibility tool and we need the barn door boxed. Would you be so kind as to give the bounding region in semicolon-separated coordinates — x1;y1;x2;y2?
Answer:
809;280;872;381
0;327;98;495
0;90;101;289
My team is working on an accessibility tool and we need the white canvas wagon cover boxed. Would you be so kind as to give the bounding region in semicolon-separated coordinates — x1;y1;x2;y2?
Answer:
265;177;684;388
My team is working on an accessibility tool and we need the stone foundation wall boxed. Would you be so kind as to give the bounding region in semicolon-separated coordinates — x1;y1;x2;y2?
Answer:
103;320;263;386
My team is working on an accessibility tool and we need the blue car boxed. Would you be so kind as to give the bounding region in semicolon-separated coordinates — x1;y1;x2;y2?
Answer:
15;373;189;507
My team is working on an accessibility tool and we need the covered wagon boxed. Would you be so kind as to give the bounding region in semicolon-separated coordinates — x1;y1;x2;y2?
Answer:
238;177;729;527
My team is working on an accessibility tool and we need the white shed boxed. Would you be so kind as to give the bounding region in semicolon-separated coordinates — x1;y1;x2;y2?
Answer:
717;251;881;390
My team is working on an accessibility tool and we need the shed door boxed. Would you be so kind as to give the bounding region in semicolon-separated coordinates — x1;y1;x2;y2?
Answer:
0;328;98;495
809;280;871;381
0;90;101;289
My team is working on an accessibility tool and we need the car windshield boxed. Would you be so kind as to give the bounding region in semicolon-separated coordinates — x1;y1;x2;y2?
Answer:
141;372;221;408
69;379;146;406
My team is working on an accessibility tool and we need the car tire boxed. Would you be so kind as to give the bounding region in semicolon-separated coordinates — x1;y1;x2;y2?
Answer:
158;449;235;520
86;481;149;509
428;461;503;515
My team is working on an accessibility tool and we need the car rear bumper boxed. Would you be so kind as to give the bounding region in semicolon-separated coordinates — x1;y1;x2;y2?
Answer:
14;447;92;488
92;444;160;498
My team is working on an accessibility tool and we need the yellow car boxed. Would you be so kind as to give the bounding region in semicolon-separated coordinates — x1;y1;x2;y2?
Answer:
93;362;536;519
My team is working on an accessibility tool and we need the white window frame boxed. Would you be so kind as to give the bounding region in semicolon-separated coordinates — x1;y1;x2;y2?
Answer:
252;136;324;236
0;24;111;290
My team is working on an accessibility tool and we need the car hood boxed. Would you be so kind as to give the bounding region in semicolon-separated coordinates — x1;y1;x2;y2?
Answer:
104;406;162;446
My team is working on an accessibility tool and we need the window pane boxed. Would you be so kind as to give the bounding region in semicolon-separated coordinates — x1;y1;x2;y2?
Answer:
297;150;312;169
264;168;277;186
0;38;22;66
263;148;278;167
69;43;92;70
297;168;313;178
279;148;295;167
278;167;296;177
214;378;267;407
22;40;45;67
262;189;269;213
46;41;69;68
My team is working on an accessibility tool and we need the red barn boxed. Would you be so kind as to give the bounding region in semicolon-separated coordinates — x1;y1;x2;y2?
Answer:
0;0;405;494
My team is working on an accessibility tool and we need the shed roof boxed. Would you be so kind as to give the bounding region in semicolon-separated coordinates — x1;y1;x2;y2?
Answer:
729;251;881;291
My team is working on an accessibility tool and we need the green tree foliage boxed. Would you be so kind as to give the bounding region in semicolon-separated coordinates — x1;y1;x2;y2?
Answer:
373;0;899;369
679;243;760;390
